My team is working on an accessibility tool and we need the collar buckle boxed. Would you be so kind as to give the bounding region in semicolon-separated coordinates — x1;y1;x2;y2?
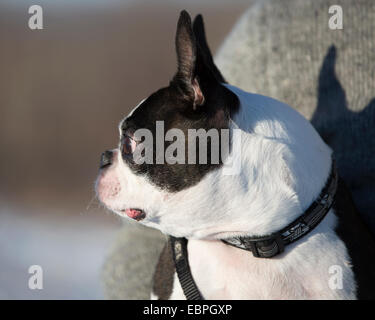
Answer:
223;233;285;258
251;233;285;258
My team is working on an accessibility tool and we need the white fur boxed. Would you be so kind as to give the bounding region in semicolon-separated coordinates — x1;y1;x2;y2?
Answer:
96;85;356;299
185;210;356;299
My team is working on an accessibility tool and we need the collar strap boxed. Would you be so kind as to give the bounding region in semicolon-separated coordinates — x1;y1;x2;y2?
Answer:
170;236;204;300
222;159;338;258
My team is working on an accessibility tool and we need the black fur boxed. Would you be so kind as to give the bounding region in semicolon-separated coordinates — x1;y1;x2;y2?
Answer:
120;11;238;192
334;178;375;299
193;14;226;84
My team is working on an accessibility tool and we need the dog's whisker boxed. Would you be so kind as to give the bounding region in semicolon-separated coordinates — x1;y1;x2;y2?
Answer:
86;194;99;211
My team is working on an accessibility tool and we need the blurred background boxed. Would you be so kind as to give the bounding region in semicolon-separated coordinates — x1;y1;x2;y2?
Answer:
0;0;249;299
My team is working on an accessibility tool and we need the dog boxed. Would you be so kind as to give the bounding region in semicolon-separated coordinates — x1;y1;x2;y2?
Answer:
96;11;375;299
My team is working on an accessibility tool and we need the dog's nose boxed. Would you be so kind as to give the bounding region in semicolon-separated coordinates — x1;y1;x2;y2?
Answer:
100;150;113;169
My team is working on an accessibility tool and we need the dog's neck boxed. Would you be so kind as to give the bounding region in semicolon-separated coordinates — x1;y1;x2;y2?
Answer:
215;85;333;238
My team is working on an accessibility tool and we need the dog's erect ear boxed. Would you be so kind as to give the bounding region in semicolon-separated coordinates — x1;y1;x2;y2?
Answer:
175;11;196;82
193;14;226;84
174;10;204;108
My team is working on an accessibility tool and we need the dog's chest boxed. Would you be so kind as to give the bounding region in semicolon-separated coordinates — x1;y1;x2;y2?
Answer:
186;240;315;299
171;216;356;300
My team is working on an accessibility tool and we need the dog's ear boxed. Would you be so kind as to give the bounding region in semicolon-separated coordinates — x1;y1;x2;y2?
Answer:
173;10;205;108
193;14;226;84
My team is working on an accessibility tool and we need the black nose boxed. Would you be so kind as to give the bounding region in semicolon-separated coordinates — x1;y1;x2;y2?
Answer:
100;150;113;169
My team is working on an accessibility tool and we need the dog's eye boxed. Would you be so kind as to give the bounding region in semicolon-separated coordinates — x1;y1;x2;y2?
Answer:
122;135;137;156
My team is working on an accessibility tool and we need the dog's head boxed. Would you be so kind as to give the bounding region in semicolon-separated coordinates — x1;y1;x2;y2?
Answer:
95;11;331;239
96;11;241;237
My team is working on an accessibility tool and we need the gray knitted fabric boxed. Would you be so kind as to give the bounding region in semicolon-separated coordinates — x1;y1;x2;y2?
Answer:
101;222;166;299
102;0;375;299
216;0;375;233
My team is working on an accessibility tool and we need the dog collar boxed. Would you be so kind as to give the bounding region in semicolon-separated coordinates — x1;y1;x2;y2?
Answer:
170;160;338;299
170;236;204;300
222;159;338;258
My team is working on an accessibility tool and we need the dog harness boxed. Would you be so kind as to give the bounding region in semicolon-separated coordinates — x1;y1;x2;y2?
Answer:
170;160;338;300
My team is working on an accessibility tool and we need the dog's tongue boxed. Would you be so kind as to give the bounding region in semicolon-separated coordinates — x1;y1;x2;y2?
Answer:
125;209;145;221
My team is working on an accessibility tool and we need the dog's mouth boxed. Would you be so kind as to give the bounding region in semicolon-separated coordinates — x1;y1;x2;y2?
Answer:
120;208;146;221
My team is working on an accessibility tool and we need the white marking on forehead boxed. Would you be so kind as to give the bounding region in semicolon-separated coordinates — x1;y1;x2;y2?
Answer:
118;98;147;134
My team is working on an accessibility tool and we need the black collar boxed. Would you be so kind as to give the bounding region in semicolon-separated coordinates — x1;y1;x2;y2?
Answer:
170;236;204;300
170;159;338;299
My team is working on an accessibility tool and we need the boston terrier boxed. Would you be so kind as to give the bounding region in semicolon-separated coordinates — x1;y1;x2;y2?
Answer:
96;11;375;299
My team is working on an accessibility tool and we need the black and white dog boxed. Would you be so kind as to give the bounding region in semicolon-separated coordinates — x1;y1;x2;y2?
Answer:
96;11;375;299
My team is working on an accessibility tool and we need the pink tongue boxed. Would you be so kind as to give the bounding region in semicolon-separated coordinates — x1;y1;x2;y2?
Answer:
125;209;144;220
